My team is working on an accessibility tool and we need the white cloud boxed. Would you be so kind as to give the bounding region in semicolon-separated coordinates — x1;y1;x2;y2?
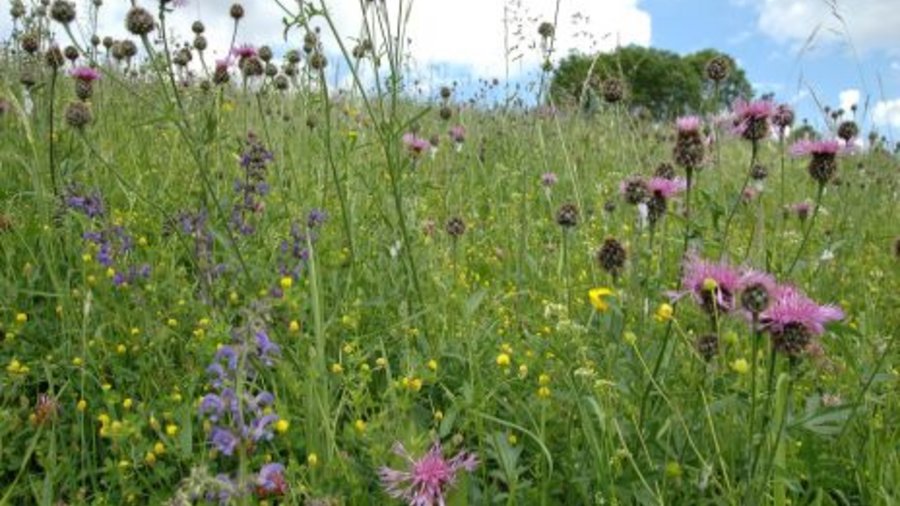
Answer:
873;98;900;128
838;88;859;113
2;0;651;79
748;0;900;55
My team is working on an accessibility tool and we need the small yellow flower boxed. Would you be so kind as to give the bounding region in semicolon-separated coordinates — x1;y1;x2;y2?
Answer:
97;413;111;426
72;357;84;367
130;327;141;336
15;313;27;324
166;318;178;328
495;353;511;367
307;453;319;467
86;274;97;285
117;460;131;470
353;419;367;433
228;291;239;304
123;398;133;410
106;267;116;279
76;399;87;412
197;318;211;329
331;363;344;374
289;320;300;333
731;359;750;374
138;236;148;247
654;303;674;322
508;433;518;446
144;452;157;465
409;378;423;392
275;419;290;434
518;364;529;378
434;410;443;421
538;373;551;386
588;288;615;312
537;386;551;398
427;359;438;371
279;276;293;290
375;357;388;368
116;344;127;355
153;442;166;455
165;424;178;436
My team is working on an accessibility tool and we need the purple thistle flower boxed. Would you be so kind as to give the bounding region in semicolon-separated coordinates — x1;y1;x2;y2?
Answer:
677;254;742;314
789;139;847;157
760;285;844;337
379;442;478;506
541;172;558;187
676;115;701;133
647;177;686;199
231;44;256;59
449;125;466;145
211;427;239;456
69;66;100;82
730;99;775;141
402;133;431;158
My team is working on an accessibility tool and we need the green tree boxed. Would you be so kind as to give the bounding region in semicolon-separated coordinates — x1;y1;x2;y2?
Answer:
550;45;753;119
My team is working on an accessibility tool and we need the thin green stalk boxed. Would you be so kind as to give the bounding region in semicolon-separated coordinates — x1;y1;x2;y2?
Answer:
785;183;825;275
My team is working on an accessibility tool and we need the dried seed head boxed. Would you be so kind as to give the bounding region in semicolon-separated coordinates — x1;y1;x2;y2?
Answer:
837;121;858;142
705;55;730;82
654;162;675;180
45;46;65;69
596;237;626;275
229;3;244;20
537;21;555;38
273;75;289;91
65;101;93;129
695;334;719;361
64;45;79;62
285;50;301;65
309;52;327;71
445;216;466;237
21;32;40;54
439;106;452;121
193;35;207;51
750;163;768;181
50;0;76;24
74;79;94;101
258;45;273;63
102;36;114;49
556;202;579;228
90;34;101;47
191;21;205;34
125;7;155;36
601;78;625;103
440;86;452;100
10;1;27;19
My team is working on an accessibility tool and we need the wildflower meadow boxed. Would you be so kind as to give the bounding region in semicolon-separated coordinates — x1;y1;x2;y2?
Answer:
1;0;898;505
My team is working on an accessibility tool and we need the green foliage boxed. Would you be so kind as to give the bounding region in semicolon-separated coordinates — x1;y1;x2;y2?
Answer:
551;46;753;118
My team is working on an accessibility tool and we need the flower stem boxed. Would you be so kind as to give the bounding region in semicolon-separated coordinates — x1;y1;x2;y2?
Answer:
785;183;825;275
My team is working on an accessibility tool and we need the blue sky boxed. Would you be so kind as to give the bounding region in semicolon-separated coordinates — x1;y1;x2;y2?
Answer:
2;0;897;140
642;0;899;140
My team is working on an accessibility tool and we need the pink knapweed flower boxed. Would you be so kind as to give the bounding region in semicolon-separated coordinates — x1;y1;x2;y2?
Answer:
647;177;686;199
731;99;775;141
403;133;431;157
676;254;742;314
70;66;101;82
379;441;478;506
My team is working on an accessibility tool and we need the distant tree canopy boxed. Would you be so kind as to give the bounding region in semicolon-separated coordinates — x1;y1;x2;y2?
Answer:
550;46;753;119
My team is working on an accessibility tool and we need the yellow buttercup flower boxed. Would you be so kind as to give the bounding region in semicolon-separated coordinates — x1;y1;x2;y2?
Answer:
588;288;615;312
730;359;750;374
654;303;674;322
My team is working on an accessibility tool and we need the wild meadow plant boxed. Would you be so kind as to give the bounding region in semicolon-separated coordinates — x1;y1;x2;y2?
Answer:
0;0;898;505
